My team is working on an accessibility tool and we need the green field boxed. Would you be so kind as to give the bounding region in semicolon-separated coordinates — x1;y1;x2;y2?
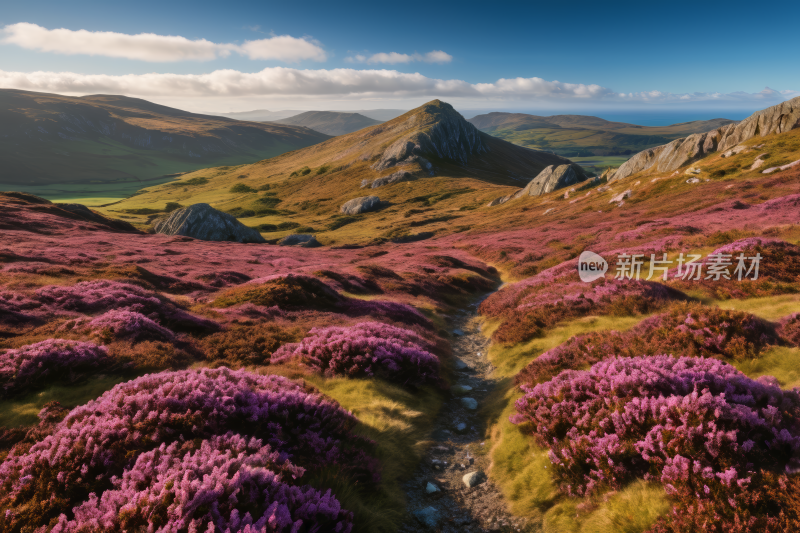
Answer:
0;138;302;205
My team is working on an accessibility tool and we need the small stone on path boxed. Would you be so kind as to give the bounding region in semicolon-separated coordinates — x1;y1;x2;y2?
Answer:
461;397;478;410
463;471;486;488
426;482;440;494
412;506;440;528
451;384;473;396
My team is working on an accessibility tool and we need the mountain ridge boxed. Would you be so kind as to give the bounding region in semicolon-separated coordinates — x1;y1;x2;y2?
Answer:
0;89;330;187
273;111;383;136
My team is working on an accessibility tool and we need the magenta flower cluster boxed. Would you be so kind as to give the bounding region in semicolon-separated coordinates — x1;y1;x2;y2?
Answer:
85;309;175;342
36;280;219;332
0;339;110;396
52;433;353;533
272;321;441;387
0;367;375;532
512;355;800;503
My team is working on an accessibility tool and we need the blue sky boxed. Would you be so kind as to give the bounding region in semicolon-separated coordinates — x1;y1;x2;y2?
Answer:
1;0;798;115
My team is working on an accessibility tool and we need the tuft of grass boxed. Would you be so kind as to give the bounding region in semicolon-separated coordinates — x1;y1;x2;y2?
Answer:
0;375;128;428
733;346;800;389
230;183;258;194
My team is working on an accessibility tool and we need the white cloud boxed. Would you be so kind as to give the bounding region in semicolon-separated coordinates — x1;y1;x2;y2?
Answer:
0;23;327;63
239;36;327;62
0;67;795;110
346;50;453;64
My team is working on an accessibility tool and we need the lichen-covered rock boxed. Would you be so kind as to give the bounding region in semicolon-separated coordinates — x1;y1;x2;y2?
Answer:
153;203;266;243
340;196;381;215
611;96;800;182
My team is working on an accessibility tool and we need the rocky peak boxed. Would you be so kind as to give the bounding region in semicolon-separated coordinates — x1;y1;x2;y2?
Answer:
372;100;489;172
610;96;800;182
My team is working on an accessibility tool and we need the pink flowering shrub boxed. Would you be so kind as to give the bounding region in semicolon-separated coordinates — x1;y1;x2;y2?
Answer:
62;309;176;343
272;322;441;387
482;275;685;345
36;280;219;333
516;302;781;387
52;433;353;533
0;339;110;396
669;238;800;299
513;355;800;529
342;299;433;328
779;313;800;347
0;367;375;532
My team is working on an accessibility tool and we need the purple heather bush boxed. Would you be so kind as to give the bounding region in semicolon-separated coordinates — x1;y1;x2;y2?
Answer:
52;433;353;533
516;302;781;387
0;339;110;396
513;355;800;527
779;313;800;347
0;367;376;532
60;309;176;343
482;274;685;345
36;280;219;333
272;321;441;387
342;299;433;329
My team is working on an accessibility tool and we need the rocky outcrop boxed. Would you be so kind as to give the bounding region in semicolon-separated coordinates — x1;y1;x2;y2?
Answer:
340;196;381;215
486;164;588;206
278;234;321;247
519;164;586;197
364;171;415;188
610;96;800;182
372;101;488;172
153;203;266;243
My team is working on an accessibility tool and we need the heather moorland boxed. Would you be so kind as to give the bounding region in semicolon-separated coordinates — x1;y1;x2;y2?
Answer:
1;95;799;533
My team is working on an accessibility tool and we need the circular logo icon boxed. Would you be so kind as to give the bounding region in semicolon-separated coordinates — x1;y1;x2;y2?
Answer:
578;251;608;282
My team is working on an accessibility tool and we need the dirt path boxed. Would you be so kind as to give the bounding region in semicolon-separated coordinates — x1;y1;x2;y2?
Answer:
398;296;529;533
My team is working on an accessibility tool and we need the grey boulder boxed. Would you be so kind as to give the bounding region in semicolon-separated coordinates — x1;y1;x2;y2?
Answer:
520;164;587;197
340;196;381;215
153;203;266;243
278;234;322;247
486;163;587;206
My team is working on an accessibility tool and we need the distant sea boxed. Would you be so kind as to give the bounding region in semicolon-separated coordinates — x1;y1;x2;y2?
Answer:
461;109;755;126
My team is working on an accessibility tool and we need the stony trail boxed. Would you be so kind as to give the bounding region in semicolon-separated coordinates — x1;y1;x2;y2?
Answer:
398;297;530;533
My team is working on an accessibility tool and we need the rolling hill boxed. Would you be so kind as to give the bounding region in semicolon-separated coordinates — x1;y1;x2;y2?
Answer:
98;99;574;243
468;112;737;172
273;111;383;136
0;90;330;194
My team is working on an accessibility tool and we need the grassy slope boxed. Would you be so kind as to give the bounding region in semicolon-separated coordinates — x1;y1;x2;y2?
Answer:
97;100;569;242
0;89;329;199
470;112;735;159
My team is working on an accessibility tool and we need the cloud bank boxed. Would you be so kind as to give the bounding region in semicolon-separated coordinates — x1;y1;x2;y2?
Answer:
1;23;327;63
0;67;795;112
346;50;453;64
